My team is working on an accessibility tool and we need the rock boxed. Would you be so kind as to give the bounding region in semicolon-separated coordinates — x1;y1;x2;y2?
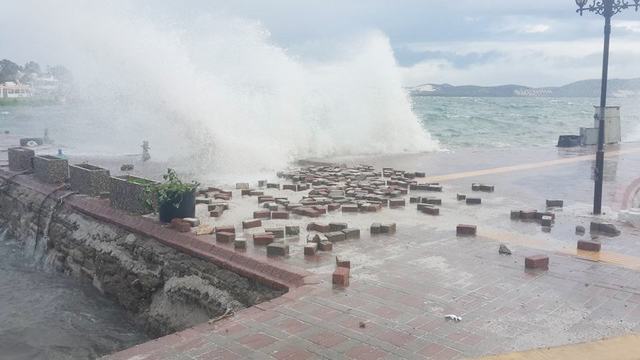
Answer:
498;244;511;255
590;222;621;237
576;225;586;235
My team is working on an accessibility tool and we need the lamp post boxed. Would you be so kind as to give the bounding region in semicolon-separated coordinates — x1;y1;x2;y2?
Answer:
576;0;640;215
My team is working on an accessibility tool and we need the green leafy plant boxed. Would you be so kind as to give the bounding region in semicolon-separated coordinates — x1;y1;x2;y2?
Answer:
146;168;199;209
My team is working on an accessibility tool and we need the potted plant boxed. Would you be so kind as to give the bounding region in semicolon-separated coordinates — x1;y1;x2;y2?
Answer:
150;168;199;223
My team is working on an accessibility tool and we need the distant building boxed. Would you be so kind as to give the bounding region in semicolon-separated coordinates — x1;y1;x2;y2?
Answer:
32;75;60;96
0;81;33;98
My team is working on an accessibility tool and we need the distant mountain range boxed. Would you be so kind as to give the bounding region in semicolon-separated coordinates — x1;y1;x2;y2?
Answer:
408;78;640;98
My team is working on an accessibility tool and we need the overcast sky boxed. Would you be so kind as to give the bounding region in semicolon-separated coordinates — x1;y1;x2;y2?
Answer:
3;0;640;87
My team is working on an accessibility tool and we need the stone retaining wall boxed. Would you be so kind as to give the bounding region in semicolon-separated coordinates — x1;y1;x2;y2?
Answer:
0;172;284;338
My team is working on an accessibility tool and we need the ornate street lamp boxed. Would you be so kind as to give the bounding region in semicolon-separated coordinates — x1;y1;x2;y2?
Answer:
575;0;640;215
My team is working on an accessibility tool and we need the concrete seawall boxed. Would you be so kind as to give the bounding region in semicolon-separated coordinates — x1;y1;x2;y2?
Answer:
0;170;287;338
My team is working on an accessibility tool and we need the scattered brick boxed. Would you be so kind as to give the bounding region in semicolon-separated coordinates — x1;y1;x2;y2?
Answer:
525;255;549;270
466;198;482;205
546;199;564;208
182;217;200;227
312;234;328;243
456;224;477;236
342;204;359;213
332;267;350;287
577;240;601;252
216;225;235;233
336;256;351;268
234;239;246;249
253;210;271;219
304;243;317;256
327;203;341;211
267;242;289;257
318;241;333;251
389;199;406;208
258;195;275;203
472;183;495;192
419;204;440;216
264;227;285;239
253;233;275;246
342;228;360;239
307;222;330;233
329;222;348;231
267;183;280;189
541;215;554;227
285;225;300;236
271;211;290;219
370;223;382;235
243;219;262;229
457;193;466;201
380;223;397;234
196;197;212;205
410;196;421;204
326;231;347;242
216;231;235;243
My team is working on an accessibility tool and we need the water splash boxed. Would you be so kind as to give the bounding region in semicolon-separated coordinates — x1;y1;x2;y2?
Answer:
2;1;438;174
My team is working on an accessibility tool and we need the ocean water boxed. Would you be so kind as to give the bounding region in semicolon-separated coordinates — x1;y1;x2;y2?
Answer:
412;96;640;149
0;229;149;360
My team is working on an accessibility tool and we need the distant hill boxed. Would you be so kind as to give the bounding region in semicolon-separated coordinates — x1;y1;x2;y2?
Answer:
408;78;640;98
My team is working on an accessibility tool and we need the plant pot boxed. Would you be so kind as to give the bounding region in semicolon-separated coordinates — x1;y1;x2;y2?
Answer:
110;175;156;215
33;155;69;184
70;163;110;196
158;190;196;223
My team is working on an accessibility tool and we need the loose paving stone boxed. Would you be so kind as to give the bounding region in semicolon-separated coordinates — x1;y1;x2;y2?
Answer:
472;183;495;192
499;244;512;255
264;227;285;239
546;199;564;207
216;225;235;233
253;233;275;246
312;234;328;243
304;243;317;256
285;225;300;236
370;223;382;235
325;231;347;242
336;256;351;268
457;193;467;201
421;197;442;205
419;205;440;216
466;197;482;205
329;222;348;231
318;241;333;251
253;210;271;219
525;255;549;270
578;240;601;252
307;222;330;233
342;228;360;239
456;224;477;236
243;219;262;229
267;242;289;257
271;210;290;219
216;231;235;243
380;223;397;234
332;267;350;287
590;222;621;236
389;199;406;208
234;239;246;249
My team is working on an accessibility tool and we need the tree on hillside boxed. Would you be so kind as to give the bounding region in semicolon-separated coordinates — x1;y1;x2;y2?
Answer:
23;61;41;74
0;59;21;83
48;65;73;83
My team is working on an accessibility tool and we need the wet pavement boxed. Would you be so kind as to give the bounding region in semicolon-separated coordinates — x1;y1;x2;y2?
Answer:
5;136;640;359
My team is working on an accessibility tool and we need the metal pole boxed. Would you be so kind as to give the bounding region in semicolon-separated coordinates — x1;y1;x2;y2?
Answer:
593;1;612;215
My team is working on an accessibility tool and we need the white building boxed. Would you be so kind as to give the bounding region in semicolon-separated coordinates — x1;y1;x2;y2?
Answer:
0;81;33;98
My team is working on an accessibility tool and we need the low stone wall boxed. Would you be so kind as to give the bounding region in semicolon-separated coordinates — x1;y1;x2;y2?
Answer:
0;173;284;338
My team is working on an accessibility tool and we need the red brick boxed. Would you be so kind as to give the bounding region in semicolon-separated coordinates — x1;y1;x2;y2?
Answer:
307;222;330;233
525;255;549;270
170;219;191;233
271;211;290;219
577;240;601;252
456;224;477;236
327;203;341;211
304;243;317;256
336;257;351;268
243;219;262;229
333;267;350;286
389;199;406;208
215;225;235;233
253;233;275;246
342;204;359;213
318;241;333;251
253;210;271;219
216;231;235;243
